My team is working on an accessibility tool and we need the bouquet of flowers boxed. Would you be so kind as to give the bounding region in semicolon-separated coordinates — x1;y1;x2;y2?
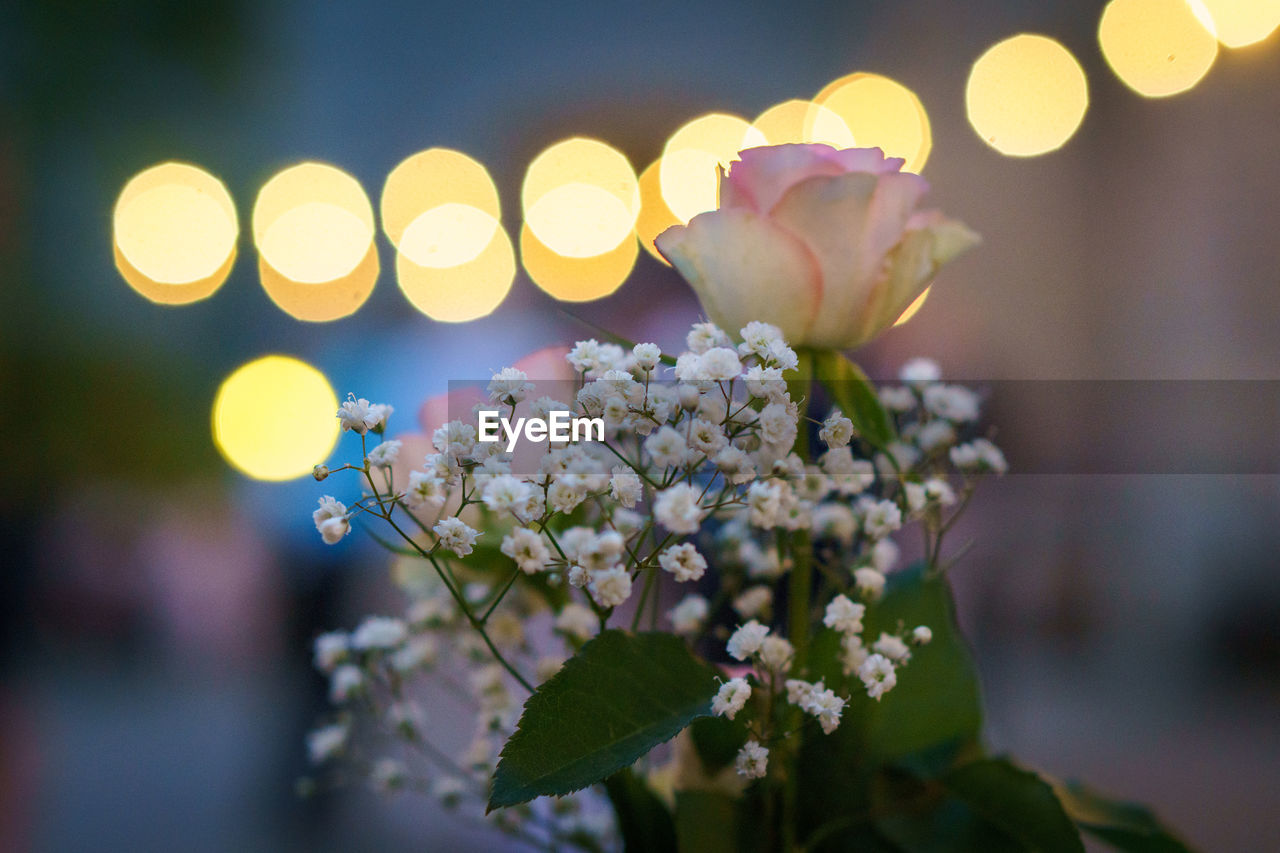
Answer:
301;145;1193;852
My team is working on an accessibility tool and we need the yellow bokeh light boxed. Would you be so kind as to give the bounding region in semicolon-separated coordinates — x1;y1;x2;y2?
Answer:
635;159;680;265
113;162;238;303
397;223;515;322
811;74;932;172
660;113;768;223
522;138;639;258
259;243;379;323
212;355;339;481
1195;0;1280;47
893;287;931;327
966;34;1090;157
520;223;638;302
1099;0;1218;97
381;149;501;268
252;162;375;283
751;99;857;148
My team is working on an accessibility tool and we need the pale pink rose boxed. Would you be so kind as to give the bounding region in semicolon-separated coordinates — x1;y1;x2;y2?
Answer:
655;144;979;350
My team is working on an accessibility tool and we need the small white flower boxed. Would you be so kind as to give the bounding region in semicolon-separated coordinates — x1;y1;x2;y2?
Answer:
330;664;364;703
861;499;902;540
696;346;743;380
858;653;898;701
802;685;846;734
370;757;408;792
390;635;439;672
306;723;348;764
841;634;869;675
433;517;479;557
404;470;447;511
351;616;408;651
712;677;752;720
315;516;350;546
744;365;786;401
668;594;709;635
873;632;911;663
487;366;533;404
746;481;785;528
687;419;728;456
687;322;731;354
823;595;866;635
367;439;401;468
338;394;387;434
645;426;689;469
923;384;980;422
734;739;769;779
536;655;566;682
950;438;1008;475
879;385;917;412
313;631;348;672
912;625;933;645
609;466;644;508
757;401;798;447
738;321;786;358
900;358;941;387
726;620;770;661
481;475;534;515
547;477;587;514
758;635;794;674
871;538;899;574
555;603;598;641
854;567;887;601
654;483;706;534
632;342;662;371
915;419;956;453
733;586;773;619
658;543;708;583
588;566;633;608
567;339;603;373
819;410;855;448
812;503;858;544
713;446;757;484
501;527;551;574
785;679;817;706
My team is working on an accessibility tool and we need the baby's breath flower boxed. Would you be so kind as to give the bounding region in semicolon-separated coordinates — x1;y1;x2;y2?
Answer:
632;342;662;372
858;653;897;701
733;586;773;619
330;664;364;703
306;723;349;764
819;410;855;448
645;426;688;469
734;740;769;779
338;394;389;434
351;616;408;651
861;499;903;540
687;322;731;354
853;567;887;601
871;539;899;574
658;543;707;583
712;677;751;720
390;635;439;673
802;685;846;734
923;384;980;422
587;566;632;608
653;483;706;534
912;625;933;645
840;634;869;675
487;367;533;404
554;603;598;641
367;439;401;468
482;475;533;515
567;340;603;373
726;620;770;661
823;595;865;635
746;481;785;528
697;347;744;380
879;385;917;412
313;631;348;672
899;358;941;387
950;438;1008;475
609;466;643;508
812;503;857;544
915;419;956;453
873;632;911;663
758;635;794;674
405;471;447;511
313;496;351;545
433;517;479;557
713;446;757;484
501;527;551;574
668;594;708;635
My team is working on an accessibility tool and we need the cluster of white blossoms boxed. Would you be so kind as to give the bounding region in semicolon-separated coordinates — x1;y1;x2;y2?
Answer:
303;320;1005;836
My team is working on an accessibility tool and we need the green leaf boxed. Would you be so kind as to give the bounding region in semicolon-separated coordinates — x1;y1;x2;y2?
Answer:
675;791;740;853
602;768;677;853
812;349;895;449
875;797;1023;853
688;714;749;774
488;630;720;810
863;563;983;759
943;758;1084;853
1055;781;1196;853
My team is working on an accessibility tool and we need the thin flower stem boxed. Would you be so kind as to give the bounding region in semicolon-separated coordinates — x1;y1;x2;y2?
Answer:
630;568;657;632
482;567;522;623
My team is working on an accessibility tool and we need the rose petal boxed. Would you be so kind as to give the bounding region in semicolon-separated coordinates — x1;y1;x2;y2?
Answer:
769;171;929;348
826;147;906;175
720;144;848;214
656;208;822;343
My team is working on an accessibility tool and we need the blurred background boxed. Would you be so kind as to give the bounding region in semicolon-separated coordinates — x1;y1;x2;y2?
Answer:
2;0;1279;849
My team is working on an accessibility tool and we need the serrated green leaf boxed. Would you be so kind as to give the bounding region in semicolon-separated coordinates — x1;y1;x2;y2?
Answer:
488;630;719;810
943;758;1084;853
1055;781;1197;853
602;768;677;853
812;350;895;449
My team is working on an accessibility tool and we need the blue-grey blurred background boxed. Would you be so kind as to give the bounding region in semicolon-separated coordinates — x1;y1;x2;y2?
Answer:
2;0;1278;850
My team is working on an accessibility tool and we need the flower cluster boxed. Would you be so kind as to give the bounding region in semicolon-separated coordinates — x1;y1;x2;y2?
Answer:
302;319;1004;842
